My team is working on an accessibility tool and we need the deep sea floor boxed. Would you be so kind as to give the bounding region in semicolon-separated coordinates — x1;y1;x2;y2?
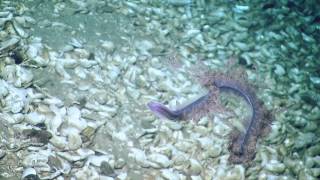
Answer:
0;0;320;179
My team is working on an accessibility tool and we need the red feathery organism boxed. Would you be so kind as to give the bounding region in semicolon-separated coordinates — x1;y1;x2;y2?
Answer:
147;57;273;164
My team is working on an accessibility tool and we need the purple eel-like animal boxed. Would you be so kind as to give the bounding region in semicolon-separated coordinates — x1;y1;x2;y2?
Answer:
147;75;272;164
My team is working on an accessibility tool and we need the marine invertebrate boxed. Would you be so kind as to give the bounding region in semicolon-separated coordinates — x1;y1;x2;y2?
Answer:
147;69;273;164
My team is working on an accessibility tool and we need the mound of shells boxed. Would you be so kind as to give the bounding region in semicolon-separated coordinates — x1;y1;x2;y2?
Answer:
0;0;320;179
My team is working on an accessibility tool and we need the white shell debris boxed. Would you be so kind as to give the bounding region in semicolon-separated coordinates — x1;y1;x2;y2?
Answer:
233;5;250;13
57;148;94;162
0;80;9;97
3;84;28;113
46;105;65;134
129;148;150;168
50;135;68;149
3;65;33;88
148;153;172;168
189;159;202;175
86;154;114;167
69;38;84;48
265;160;286;173
167;0;192;6
72;165;100;180
24;112;45;125
22;151;51;171
101;40;115;52
27;38;43;55
0;112;23;124
21;167;37;180
0;36;20;52
66;106;87;131
161;169;180;180
60;127;83;150
134;39;154;55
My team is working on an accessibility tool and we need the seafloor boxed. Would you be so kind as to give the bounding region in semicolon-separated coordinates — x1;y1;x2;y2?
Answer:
0;0;320;180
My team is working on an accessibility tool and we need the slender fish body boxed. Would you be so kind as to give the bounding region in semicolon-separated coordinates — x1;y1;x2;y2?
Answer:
148;94;211;120
213;79;257;155
147;101;181;120
148;75;271;164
